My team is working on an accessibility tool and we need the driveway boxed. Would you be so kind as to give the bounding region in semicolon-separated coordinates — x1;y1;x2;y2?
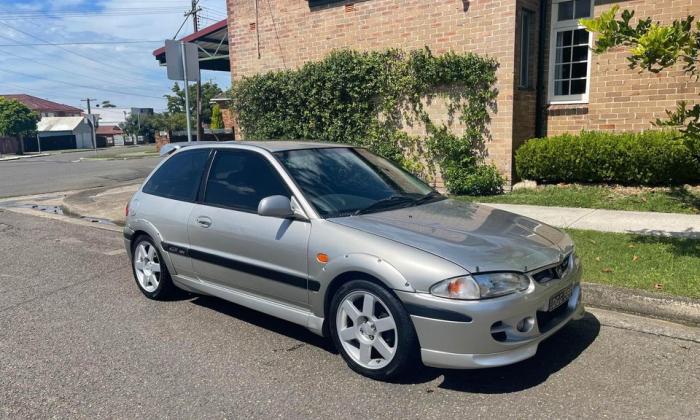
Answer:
0;211;698;418
0;150;159;198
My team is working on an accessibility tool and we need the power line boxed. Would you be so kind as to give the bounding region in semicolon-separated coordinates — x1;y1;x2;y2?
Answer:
0;66;167;100
0;21;158;79
0;40;163;47
0;43;165;94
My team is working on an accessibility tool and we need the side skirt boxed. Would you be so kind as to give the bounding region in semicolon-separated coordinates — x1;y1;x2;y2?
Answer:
173;274;325;336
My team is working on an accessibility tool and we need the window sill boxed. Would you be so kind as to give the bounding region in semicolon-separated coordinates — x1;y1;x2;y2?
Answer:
548;98;589;105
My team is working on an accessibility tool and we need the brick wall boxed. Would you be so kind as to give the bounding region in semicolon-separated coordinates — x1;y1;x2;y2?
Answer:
227;0;520;180
543;0;700;135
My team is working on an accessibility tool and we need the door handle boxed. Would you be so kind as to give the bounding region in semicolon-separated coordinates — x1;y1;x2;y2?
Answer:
195;216;212;228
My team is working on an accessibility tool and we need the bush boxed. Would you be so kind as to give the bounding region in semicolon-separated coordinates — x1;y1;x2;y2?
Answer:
447;164;505;195
515;131;700;185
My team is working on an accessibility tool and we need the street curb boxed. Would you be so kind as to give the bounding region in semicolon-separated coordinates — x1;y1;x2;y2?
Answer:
61;185;131;226
581;282;700;327
0;153;49;162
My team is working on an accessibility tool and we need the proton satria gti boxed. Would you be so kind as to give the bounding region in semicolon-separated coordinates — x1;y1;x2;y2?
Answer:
124;141;584;380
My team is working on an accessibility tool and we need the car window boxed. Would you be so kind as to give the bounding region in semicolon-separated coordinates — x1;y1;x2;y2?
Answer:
142;149;210;202
203;149;290;212
274;147;435;218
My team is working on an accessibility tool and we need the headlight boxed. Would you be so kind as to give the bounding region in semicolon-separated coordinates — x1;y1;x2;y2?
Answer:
430;272;531;300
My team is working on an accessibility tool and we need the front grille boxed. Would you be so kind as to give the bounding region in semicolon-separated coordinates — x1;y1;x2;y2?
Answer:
531;253;572;283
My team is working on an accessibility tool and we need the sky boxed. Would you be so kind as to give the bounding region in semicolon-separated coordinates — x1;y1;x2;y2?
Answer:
0;0;230;112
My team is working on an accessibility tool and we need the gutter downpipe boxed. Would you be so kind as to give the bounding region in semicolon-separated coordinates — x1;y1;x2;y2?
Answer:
534;0;548;139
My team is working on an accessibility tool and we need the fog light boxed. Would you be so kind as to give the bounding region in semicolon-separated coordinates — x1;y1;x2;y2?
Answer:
516;317;534;333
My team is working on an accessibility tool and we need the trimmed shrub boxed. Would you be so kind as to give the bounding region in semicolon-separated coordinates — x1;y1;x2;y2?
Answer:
515;131;700;186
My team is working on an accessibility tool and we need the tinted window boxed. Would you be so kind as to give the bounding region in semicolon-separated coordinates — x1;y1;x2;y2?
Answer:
274;147;435;218
142;149;210;201
203;150;290;212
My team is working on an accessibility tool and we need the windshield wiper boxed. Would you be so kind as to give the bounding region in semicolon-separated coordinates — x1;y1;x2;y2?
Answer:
411;191;444;206
353;195;415;215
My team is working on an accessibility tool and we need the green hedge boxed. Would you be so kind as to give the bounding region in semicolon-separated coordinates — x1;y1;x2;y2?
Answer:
515;131;700;185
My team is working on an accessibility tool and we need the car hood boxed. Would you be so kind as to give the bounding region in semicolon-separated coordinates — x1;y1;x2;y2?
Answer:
329;199;573;273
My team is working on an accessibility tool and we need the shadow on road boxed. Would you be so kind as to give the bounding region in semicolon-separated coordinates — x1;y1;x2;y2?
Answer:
190;295;336;353
435;312;601;393
189;294;600;393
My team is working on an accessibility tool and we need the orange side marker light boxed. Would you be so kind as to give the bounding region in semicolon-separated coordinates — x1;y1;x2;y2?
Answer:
316;253;329;264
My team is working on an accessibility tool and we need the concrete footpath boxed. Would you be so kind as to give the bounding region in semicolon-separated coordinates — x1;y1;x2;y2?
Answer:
481;203;700;238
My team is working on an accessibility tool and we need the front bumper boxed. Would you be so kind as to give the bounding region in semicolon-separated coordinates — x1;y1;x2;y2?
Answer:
397;263;585;369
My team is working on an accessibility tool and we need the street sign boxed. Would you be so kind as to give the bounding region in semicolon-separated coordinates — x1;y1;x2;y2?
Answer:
165;40;200;81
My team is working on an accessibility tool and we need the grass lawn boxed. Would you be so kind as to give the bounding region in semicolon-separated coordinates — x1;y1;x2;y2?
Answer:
566;228;700;299
457;184;700;214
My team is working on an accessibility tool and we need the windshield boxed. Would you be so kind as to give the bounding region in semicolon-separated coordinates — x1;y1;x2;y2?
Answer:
274;147;442;218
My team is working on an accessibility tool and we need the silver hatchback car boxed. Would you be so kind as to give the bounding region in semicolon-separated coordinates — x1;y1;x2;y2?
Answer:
124;141;584;380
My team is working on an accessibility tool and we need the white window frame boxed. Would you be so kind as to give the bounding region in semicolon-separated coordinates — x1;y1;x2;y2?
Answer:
548;0;594;104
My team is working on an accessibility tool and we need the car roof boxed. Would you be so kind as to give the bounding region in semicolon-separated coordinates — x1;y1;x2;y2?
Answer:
169;140;353;153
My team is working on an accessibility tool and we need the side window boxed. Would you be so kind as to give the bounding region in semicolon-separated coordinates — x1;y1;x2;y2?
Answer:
203;149;290;212
142;149;210;201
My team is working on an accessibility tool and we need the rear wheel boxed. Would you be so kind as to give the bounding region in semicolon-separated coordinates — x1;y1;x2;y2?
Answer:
330;280;419;380
131;236;176;300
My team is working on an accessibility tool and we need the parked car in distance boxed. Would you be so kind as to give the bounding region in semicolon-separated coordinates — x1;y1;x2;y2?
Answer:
124;141;584;380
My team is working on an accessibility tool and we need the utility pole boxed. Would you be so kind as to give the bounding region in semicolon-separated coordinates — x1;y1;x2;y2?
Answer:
81;98;98;152
187;0;203;141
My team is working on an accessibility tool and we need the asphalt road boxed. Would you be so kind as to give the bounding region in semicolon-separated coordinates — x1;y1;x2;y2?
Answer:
1;211;698;419
0;150;159;198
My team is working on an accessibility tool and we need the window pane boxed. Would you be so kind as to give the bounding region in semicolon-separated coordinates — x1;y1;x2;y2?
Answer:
558;1;574;21
555;64;571;79
571;62;587;78
142;149;210;201
204;150;289;212
574;0;592;18
556;47;572;63
573;29;589;45
571;79;587;94
556;30;573;47
519;9;534;88
572;45;588;62
555;80;570;96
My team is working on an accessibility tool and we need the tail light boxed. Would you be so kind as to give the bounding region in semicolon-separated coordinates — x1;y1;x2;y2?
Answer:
125;201;130;217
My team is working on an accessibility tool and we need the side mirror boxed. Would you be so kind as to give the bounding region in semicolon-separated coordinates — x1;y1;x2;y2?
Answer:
258;195;295;219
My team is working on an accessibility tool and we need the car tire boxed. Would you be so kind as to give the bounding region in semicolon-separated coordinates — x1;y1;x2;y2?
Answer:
329;279;420;380
131;235;177;300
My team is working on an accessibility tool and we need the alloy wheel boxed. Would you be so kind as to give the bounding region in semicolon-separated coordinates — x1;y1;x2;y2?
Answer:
335;290;398;370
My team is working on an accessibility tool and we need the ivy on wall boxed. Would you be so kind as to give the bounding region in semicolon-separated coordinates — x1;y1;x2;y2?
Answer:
231;48;503;194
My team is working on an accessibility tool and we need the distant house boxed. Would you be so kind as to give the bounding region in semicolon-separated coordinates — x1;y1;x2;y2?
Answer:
87;107;154;145
96;125;124;147
35;117;93;151
0;94;82;119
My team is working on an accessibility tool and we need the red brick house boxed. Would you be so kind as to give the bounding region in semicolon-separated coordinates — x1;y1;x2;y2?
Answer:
224;0;699;180
0;94;83;119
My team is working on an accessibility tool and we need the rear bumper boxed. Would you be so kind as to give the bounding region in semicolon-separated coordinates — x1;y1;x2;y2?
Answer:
397;264;585;369
123;227;134;259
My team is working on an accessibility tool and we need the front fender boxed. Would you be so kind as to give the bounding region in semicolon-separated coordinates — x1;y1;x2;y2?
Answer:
308;252;416;318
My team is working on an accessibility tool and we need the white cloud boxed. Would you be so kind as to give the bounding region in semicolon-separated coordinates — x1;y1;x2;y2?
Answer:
0;0;230;110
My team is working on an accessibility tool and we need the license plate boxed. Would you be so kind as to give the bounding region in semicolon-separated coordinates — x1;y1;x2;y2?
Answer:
548;286;572;311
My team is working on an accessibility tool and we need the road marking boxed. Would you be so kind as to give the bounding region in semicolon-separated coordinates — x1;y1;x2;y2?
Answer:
104;248;126;256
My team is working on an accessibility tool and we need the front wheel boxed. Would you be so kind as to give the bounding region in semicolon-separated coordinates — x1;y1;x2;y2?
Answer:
329;280;419;380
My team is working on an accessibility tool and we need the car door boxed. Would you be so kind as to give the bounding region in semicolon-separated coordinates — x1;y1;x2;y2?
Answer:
137;148;211;278
187;148;311;307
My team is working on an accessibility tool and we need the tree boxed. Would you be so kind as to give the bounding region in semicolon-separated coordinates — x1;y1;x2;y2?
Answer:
581;6;699;159
119;112;187;141
0;97;38;154
100;100;116;108
210;104;223;129
165;81;223;124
